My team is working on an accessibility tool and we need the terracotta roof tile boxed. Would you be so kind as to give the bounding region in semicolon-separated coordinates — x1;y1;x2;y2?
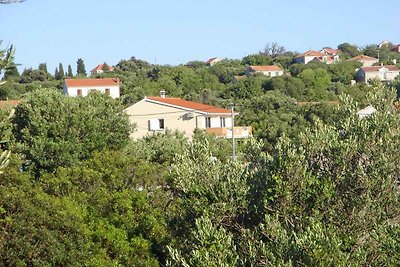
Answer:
147;96;231;114
249;65;283;71
64;78;120;87
322;48;340;55
91;64;114;72
361;65;400;72
296;50;326;58
348;55;378;61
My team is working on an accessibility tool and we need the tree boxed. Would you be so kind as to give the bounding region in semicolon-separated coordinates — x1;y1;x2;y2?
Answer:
76;58;87;76
242;53;272;66
67;64;73;77
58;63;65;79
262;42;286;57
338;42;361;58
167;82;400;265
12;89;131;174
0;42;16;78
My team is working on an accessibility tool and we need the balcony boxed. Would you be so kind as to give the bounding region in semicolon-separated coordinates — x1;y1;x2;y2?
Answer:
205;126;252;138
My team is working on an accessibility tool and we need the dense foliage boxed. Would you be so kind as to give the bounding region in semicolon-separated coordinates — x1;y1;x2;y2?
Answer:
1;41;400;265
12;90;131;174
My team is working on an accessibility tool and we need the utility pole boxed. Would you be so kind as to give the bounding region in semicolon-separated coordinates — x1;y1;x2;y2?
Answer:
230;104;235;160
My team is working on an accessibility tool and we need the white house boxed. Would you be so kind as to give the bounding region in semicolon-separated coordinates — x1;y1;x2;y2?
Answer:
244;65;284;77
356;65;400;83
63;78;120;99
91;64;114;75
124;94;252;139
294;50;338;64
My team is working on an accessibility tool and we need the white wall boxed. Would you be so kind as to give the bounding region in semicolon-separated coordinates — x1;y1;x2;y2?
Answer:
64;85;120;99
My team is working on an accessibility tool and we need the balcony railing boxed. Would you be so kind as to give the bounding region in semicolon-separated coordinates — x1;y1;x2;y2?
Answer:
205;126;252;138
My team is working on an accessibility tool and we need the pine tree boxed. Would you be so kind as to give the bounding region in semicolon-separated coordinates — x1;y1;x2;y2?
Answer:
67;65;73;77
76;58;86;77
58;63;65;79
54;67;59;80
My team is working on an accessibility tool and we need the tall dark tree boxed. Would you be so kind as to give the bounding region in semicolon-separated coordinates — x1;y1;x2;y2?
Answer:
54;67;59;79
76;58;87;76
38;63;48;75
58;63;65;80
67;65;73;77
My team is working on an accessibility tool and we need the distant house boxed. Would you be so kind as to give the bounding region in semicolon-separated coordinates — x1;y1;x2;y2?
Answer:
244;65;284;77
205;57;222;66
348;55;379;67
294;50;338;64
320;48;340;62
63;78;120;98
391;44;400;53
124;93;252;139
357;105;376;118
356;65;400;83
91;64;114;75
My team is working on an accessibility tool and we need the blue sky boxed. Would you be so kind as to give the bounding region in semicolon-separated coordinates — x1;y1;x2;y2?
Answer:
1;0;399;74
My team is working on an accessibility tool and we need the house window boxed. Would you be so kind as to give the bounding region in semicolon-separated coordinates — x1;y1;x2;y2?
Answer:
149;118;165;131
159;119;165;129
77;89;82;96
205;117;211;128
220;117;226;127
275;71;279;76
105;88;110;95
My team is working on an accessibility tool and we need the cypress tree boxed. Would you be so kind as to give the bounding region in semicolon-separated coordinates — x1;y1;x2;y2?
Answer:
58;63;65;79
54;67;59;80
67;65;73;77
76;58;86;77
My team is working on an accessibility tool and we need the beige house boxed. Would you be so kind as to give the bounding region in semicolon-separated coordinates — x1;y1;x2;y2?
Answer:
356;65;400;83
63;78;120;98
245;65;284;77
205;57;222;66
124;95;252;139
348;55;379;67
294;50;338;64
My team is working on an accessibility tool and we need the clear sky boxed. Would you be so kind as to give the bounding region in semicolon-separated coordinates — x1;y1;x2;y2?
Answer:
1;0;399;74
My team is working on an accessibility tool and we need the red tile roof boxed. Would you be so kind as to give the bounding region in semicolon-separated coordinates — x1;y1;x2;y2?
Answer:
91;64;114;72
296;50;326;58
361;65;400;72
64;78;120;87
348;55;379;61
322;48;340;55
146;96;232;114
249;65;283;71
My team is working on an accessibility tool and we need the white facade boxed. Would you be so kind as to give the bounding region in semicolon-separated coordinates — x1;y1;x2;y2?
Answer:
63;84;120;99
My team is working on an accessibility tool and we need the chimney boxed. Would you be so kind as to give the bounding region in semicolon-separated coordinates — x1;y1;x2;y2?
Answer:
160;90;166;98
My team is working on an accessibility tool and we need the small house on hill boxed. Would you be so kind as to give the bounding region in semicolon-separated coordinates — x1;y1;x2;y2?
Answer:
124;93;252;139
356;65;400;83
91;64;114;75
245;65;284;77
348;55;379;67
205;57;222;66
294;50;338;64
63;78;120;98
